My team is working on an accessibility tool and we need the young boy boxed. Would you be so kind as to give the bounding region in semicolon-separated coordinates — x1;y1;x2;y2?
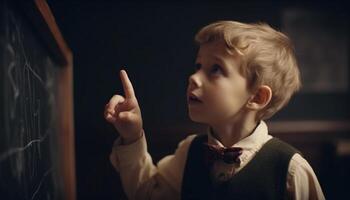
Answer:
105;21;325;200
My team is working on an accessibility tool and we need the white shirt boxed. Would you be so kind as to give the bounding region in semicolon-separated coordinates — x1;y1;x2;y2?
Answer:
110;121;325;200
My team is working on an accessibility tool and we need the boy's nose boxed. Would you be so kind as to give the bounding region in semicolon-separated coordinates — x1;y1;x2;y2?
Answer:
188;74;202;88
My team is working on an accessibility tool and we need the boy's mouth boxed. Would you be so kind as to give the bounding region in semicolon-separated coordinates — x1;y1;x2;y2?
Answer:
188;93;203;104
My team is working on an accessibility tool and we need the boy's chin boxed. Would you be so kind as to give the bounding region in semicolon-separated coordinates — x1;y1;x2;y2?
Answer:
188;113;206;123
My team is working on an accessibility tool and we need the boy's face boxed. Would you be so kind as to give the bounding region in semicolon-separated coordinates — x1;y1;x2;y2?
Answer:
187;40;252;125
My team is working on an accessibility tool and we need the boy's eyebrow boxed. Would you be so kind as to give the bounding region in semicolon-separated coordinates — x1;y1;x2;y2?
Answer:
213;55;224;64
196;55;230;72
195;55;224;65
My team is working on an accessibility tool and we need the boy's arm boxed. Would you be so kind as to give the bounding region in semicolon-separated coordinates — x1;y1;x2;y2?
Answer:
286;154;325;200
105;69;196;199
109;132;196;200
109;130;156;200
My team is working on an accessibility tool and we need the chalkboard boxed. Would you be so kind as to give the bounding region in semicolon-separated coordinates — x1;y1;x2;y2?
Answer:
0;0;75;199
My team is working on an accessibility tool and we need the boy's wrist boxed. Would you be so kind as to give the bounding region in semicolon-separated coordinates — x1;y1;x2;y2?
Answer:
121;130;143;145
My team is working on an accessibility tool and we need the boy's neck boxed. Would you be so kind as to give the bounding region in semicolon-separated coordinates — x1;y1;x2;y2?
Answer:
210;117;259;147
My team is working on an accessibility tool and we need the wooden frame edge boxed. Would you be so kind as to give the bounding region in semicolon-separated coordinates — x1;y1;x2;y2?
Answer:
34;0;76;199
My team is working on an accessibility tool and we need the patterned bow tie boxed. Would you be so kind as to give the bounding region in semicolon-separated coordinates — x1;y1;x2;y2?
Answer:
204;143;243;165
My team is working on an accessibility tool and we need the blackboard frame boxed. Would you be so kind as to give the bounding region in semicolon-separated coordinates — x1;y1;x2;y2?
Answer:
34;0;76;199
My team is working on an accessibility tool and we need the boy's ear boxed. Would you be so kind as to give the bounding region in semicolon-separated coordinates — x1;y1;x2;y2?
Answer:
246;85;272;110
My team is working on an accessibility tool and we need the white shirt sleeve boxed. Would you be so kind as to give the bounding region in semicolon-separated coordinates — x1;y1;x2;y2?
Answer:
286;153;325;200
109;131;196;200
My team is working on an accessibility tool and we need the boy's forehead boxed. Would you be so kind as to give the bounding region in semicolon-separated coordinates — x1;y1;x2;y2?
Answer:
196;54;224;63
196;41;235;61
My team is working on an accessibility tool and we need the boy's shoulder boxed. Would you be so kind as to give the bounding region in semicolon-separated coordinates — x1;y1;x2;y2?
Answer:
270;136;299;148
258;137;302;166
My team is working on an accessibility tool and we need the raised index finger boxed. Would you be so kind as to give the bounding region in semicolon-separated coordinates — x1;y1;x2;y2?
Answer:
120;69;135;99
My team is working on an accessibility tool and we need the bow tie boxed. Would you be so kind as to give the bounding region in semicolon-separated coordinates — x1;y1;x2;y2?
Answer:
204;143;243;165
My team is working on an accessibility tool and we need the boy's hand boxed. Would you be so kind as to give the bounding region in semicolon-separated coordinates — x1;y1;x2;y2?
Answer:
104;70;143;144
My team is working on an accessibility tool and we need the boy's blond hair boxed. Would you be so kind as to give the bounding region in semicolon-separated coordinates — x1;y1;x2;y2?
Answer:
195;21;301;120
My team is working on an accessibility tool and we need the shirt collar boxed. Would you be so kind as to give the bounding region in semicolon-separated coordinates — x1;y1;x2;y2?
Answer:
207;120;269;152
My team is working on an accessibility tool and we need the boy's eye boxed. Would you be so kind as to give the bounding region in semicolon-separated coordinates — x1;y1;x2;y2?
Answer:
210;64;223;75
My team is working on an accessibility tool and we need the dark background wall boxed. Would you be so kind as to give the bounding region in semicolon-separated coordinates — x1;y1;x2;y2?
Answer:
46;0;349;199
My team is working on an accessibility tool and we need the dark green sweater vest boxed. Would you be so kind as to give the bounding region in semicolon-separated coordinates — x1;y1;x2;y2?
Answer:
181;134;299;200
